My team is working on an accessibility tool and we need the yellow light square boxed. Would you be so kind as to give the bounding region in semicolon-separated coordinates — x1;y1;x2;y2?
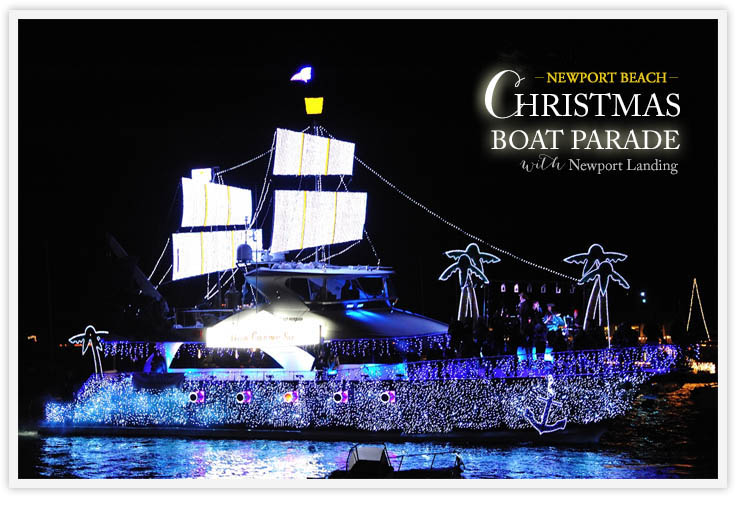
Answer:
304;97;324;115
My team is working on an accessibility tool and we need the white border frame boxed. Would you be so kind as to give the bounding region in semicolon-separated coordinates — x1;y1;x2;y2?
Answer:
7;9;728;489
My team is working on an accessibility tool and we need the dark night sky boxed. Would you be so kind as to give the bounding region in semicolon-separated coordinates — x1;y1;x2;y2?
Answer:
18;19;718;344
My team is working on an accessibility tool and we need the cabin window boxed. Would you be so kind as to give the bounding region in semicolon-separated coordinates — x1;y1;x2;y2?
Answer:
287;276;392;303
285;278;326;301
335;277;387;301
355;277;386;299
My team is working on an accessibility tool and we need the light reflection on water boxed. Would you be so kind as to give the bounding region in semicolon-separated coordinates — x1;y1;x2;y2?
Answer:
21;382;717;479
30;437;679;479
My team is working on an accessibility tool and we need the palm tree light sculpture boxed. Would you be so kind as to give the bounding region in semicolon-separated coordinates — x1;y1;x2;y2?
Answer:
440;243;500;322
564;244;629;346
68;325;108;378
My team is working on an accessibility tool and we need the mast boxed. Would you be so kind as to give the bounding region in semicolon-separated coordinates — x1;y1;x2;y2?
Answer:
268;66;365;262
304;67;325;263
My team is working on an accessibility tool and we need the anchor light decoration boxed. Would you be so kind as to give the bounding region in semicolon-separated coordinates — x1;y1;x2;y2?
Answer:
439;243;500;322
68;325;108;378
523;375;568;435
564;243;629;346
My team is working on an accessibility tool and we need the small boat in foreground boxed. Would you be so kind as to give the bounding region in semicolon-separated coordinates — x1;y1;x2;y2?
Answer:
328;444;463;479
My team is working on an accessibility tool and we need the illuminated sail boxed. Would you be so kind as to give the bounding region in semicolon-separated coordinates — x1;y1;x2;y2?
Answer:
272;128;354;176
172;229;263;281
270;190;367;253
180;177;253;228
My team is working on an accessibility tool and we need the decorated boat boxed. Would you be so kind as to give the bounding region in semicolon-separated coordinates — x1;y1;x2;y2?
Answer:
41;67;686;442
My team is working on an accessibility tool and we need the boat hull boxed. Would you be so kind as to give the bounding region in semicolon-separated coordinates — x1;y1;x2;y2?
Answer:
37;421;607;445
43;371;644;439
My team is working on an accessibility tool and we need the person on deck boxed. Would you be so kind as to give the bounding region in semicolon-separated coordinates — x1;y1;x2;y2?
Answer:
531;300;547;360
544;303;566;352
241;283;255;307
518;292;534;360
340;280;353;300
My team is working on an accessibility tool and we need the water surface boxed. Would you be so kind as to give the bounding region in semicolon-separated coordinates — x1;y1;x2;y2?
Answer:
18;381;717;479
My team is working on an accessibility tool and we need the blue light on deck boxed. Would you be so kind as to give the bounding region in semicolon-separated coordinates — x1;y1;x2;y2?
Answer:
517;347;527;361
544;347;554;362
344;309;383;321
360;363;406;379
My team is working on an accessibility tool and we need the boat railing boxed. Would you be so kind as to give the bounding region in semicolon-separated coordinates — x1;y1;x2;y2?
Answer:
169;369;316;382
100;345;683;382
330;344;683;381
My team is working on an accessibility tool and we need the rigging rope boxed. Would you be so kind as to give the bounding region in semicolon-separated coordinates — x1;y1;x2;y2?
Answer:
318;126;576;281
364;229;381;265
205;268;238;301
215;147;274;177
299;240;361;263
155;265;172;289
686;278;712;340
250;131;277;228
148;237;170;281
353;153;577;281
324;240;361;262
252;178;272;228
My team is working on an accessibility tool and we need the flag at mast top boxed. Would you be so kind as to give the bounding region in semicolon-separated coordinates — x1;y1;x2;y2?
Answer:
290;66;312;83
289;65;323;115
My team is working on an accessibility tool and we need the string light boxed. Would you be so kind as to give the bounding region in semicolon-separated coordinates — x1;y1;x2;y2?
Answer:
100;338;680;382
567;244;629;340
322;240;361;262
686;278;711;341
147;237;170;281
68;326;107;378
270;190;366;254
214;147;275;177
173;230;262;281
44;368;656;433
272;128;354;176
245;132;278;228
179;177;253;228
563;244;628;277
204;268;237;301
355;152;578;280
310;143;577;280
523;375;567;434
363;230;381;265
440;244;500;321
155;265;172;288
